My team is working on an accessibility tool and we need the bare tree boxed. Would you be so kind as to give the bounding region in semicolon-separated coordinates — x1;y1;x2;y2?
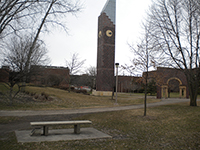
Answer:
85;66;97;89
2;35;49;105
1;0;82;102
0;0;33;38
125;22;155;116
193;0;200;14
0;0;82;39
66;53;86;75
23;0;82;80
147;0;200;106
1;0;82;77
66;53;86;92
85;66;96;76
3;36;49;72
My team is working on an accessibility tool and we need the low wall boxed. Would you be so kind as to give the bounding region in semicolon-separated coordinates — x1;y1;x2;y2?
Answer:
92;90;112;96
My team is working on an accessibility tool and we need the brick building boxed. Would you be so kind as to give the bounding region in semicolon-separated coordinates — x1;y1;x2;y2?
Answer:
31;66;69;88
146;67;189;99
0;66;9;83
117;76;142;93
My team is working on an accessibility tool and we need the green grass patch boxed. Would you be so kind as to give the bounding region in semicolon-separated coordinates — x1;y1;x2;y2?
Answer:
0;82;20;93
168;92;180;98
0;102;199;149
0;83;9;94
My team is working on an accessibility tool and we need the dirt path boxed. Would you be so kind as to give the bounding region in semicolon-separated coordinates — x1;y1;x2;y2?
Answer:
0;98;191;117
0;99;193;138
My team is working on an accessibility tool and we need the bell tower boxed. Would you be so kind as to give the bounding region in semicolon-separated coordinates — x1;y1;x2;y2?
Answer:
96;0;116;95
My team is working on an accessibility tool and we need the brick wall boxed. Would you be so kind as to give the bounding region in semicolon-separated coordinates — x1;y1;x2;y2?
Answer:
31;66;69;88
147;67;189;98
117;76;142;92
0;68;9;82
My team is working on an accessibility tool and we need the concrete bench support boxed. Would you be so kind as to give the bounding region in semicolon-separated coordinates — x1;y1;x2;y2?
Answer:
74;124;80;134
43;126;48;136
30;120;92;136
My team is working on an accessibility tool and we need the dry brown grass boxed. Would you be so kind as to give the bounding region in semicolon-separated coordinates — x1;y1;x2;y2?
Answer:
0;102;199;150
0;86;160;110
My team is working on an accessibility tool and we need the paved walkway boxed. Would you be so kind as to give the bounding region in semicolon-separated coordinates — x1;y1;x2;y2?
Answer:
0;98;193;117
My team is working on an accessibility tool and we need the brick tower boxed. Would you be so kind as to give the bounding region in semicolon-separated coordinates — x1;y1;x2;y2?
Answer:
96;0;116;95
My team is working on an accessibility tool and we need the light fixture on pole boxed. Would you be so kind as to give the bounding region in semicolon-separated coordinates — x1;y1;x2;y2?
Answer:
115;63;119;104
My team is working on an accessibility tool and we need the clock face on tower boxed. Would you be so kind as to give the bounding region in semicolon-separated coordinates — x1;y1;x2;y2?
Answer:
106;30;113;37
103;27;115;44
98;31;102;38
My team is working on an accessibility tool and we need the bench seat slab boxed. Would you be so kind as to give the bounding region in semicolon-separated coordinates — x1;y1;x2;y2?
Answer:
30;120;92;126
30;120;92;136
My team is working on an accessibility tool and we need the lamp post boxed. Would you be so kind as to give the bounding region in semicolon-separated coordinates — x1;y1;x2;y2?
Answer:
115;63;119;104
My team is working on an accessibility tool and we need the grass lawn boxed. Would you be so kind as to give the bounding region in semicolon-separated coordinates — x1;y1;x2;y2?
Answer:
0;85;160;110
0;102;199;150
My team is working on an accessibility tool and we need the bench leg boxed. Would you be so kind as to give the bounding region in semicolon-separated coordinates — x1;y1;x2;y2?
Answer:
30;128;36;136
74;124;80;134
43;126;49;136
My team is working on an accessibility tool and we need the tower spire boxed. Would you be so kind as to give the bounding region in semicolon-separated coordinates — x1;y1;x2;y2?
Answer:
101;0;116;24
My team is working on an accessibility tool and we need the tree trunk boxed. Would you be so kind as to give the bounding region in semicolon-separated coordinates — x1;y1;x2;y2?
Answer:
188;82;198;106
185;71;198;106
144;83;147;116
9;86;13;106
190;94;197;106
24;1;55;82
112;87;114;100
144;72;148;116
68;76;71;93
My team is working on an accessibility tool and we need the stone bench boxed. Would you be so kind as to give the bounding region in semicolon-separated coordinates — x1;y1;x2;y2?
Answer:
30;120;92;136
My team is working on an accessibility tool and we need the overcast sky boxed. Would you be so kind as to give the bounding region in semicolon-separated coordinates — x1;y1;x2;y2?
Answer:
43;0;152;74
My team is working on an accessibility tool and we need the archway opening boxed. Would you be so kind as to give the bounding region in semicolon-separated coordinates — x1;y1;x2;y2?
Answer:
168;79;180;98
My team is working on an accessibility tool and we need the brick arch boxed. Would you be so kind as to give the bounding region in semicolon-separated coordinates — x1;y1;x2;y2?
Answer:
167;77;182;85
150;67;190;99
161;77;187;99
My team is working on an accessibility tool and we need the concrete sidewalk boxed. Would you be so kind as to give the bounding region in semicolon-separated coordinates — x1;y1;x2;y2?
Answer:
0;99;191;117
15;128;112;143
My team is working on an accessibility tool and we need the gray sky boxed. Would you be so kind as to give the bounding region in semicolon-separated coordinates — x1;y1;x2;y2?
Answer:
43;0;152;74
